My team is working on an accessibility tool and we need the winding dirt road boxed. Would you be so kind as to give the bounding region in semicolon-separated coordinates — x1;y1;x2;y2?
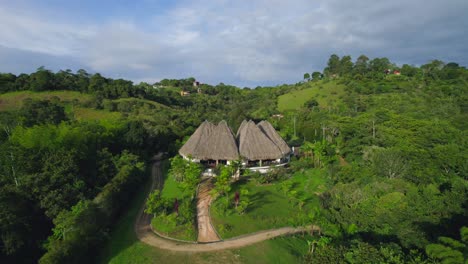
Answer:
134;160;318;252
196;177;221;242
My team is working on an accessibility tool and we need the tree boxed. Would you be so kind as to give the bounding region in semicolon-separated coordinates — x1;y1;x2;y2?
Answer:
0;73;17;93
312;71;322;81
19;99;67;127
180;162;202;198
169;156;187;182
88;73;107;93
339;55;353;76
324;54;341;77
29;67;54;91
145;190;168;216
369;57;391;74
304;73;311;81
354;55;369;75
304;99;319;109
401;64;418;77
421;60;445;80
214;165;233;197
426;227;467;264
0;187;34;257
370;148;407;179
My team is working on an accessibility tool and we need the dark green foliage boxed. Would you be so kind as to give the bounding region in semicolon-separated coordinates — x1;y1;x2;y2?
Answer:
29;67;54;91
0;73;16;93
39;153;145;264
20;98;67;127
426;226;467;264
304;98;319;108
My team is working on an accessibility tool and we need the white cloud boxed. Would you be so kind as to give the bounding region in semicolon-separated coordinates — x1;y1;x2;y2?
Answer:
0;0;467;86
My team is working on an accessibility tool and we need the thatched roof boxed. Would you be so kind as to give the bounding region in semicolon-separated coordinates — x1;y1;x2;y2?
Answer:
208;120;239;160
180;119;290;161
237;120;283;160
179;120;238;160
257;121;291;155
179;120;214;159
236;120;247;138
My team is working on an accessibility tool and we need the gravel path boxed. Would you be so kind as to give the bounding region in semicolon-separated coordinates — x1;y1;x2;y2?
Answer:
134;161;319;252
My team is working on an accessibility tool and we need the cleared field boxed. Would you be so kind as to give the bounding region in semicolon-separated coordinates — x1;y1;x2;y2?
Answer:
73;107;122;122
277;81;345;111
0;91;93;111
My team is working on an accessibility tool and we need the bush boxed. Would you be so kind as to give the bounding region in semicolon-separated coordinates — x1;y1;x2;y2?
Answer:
249;167;290;185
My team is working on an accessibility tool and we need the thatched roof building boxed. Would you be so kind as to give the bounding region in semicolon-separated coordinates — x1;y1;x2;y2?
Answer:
257;120;291;155
209;120;239;160
179;119;290;163
237;120;287;160
179;120;238;161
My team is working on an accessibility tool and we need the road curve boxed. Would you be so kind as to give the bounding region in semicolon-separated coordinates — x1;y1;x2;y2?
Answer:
134;160;319;252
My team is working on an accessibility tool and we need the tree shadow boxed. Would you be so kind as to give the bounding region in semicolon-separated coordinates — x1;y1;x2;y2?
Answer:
245;190;273;212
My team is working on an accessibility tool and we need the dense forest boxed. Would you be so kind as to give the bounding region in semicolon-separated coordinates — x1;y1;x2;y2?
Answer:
0;54;466;263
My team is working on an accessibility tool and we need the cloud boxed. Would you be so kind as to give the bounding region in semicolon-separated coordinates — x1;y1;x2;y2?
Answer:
0;0;467;87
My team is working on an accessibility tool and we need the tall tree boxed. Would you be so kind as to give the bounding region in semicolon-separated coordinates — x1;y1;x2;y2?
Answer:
339;55;353;76
354;55;369;75
324;54;341;77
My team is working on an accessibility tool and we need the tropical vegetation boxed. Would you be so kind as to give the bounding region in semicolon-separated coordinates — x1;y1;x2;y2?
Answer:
0;54;466;263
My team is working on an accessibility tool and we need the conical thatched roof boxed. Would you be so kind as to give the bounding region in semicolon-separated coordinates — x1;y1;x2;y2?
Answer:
179;120;215;159
180;119;290;162
179;120;239;160
237;120;283;160
208;120;239;160
257;121;291;155
236;120;247;138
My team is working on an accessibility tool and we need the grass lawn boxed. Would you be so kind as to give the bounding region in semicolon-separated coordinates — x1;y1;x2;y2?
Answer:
0;90;92;111
98;161;311;264
277;80;345;111
234;235;310;264
211;168;327;239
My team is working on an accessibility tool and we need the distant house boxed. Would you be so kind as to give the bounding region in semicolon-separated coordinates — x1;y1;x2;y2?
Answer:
179;120;291;174
180;91;191;96
393;70;401;75
193;81;200;87
271;114;284;119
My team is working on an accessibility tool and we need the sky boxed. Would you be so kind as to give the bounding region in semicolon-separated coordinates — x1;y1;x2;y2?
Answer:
1;0;467;87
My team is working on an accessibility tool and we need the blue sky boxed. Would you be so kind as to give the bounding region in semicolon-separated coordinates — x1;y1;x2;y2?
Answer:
1;0;467;87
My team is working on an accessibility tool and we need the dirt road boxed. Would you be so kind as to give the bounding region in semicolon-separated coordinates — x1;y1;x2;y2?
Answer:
196;178;221;242
134;161;318;252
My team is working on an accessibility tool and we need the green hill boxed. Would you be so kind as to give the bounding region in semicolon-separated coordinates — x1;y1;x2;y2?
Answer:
277;80;345;111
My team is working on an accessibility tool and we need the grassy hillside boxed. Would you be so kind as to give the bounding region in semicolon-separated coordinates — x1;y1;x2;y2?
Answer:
73;107;122;122
211;169;326;239
277;80;345;111
0;90;93;111
0;91;123;124
111;97;170;109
